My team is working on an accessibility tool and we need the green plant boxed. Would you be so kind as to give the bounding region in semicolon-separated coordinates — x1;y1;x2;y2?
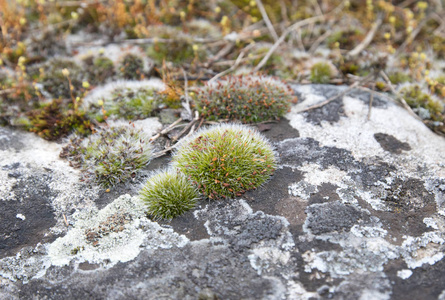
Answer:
36;58;87;99
85;80;167;122
28;99;91;140
172;123;277;199
310;62;332;84
140;168;199;220
61;125;153;186
400;85;444;121
195;75;295;123
84;56;115;85
388;72;411;84
119;54;144;80
146;25;206;65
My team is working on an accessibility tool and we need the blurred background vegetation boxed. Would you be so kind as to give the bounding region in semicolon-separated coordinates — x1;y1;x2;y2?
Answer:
1;0;445;138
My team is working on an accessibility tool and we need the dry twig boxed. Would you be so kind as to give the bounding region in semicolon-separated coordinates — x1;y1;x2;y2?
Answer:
255;0;279;41
348;17;382;57
380;71;422;120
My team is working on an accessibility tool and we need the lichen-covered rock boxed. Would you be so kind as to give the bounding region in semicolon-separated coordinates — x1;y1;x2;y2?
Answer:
1;85;445;299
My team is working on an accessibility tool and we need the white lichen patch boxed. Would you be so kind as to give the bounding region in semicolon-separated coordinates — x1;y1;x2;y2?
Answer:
288;91;445;172
48;194;188;267
397;269;413;279
401;232;445;269
248;247;291;275
288;164;349;200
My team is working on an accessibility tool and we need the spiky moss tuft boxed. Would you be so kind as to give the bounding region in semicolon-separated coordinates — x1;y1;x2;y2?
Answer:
119;54;144;80
172;123;277;200
195;75;296;123
140;169;199;220
310;62;333;84
62;125;153;187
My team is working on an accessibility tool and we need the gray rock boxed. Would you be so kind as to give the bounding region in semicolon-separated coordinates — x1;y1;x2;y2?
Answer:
1;85;445;299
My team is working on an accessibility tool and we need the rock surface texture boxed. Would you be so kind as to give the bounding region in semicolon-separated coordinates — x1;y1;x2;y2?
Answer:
1;85;445;299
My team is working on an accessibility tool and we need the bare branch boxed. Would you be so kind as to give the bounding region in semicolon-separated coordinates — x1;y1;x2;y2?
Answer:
348;17;382;57
255;0;279;41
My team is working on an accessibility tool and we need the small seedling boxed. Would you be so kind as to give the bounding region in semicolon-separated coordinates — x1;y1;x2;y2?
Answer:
172;123;277;199
140;168;199;220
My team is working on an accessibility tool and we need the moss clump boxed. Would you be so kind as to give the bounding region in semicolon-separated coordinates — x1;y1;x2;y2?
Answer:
88;87;162;122
28;99;91;140
84;56;115;85
400;85;444;121
140;169;199;220
388;72;411;85
37;58;86;99
195;75;295;123
119;54;144;80
172;123;277;199
61;125;152;186
146;26;205;64
310;62;333;84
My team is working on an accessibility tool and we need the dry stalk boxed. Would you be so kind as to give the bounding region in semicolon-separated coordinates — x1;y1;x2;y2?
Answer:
255;0;279;41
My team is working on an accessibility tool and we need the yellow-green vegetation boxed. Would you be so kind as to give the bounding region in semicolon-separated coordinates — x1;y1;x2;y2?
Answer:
310;62;333;84
140;169;199;220
388;72;411;85
195;75;296;123
399;85;444;121
61;126;153;187
172;124;277;199
88;86;164;122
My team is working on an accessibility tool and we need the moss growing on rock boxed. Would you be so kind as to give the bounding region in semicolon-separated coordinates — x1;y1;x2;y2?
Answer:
172;123;277;199
28;99;91;140
85;80;167;122
400;85;444;121
119;54;144;80
37;58;86;99
310;62;333;84
195;75;296;123
140;169;199;220
61;125;153;186
84;56;115;85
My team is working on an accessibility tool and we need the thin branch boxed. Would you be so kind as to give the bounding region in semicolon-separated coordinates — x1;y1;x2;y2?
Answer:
208;49;246;83
367;82;374;121
181;68;193;120
255;0;279;41
395;14;432;56
299;74;374;112
253;12;336;72
348;17;382;57
309;29;333;53
149;117;183;142
380;71;422;120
